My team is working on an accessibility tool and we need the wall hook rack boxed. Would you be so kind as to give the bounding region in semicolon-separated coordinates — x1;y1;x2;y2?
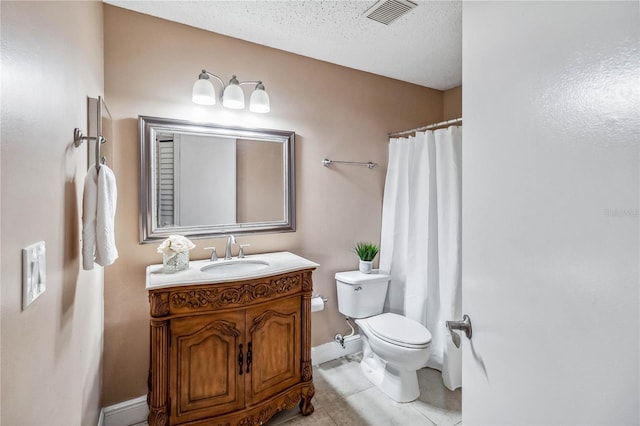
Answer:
73;96;111;170
74;128;107;168
73;128;99;147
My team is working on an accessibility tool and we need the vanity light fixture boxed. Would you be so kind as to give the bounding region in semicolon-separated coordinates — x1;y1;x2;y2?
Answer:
192;70;270;113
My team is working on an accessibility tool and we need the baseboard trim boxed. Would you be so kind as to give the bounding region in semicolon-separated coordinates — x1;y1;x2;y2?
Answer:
102;394;148;426
311;334;362;366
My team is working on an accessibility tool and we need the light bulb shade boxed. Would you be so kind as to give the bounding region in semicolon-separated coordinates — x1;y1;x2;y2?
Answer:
192;78;216;105
222;83;245;109
249;87;270;113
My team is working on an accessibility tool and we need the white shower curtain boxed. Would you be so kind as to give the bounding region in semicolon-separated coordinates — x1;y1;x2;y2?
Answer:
379;126;462;391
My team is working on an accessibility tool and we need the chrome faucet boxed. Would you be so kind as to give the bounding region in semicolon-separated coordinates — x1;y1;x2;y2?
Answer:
224;235;236;260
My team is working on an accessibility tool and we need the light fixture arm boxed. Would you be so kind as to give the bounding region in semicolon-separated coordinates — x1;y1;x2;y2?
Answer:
239;80;262;87
198;70;266;92
200;69;226;91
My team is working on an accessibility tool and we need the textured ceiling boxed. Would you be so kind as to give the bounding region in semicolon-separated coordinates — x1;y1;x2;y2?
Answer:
105;0;462;90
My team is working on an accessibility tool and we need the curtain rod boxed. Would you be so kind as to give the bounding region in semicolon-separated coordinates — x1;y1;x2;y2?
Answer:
388;117;462;138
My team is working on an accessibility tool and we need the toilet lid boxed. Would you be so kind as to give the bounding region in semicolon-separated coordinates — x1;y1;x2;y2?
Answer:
365;313;432;348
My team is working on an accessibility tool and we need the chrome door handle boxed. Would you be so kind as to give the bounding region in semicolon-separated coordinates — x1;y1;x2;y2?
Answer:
446;314;472;348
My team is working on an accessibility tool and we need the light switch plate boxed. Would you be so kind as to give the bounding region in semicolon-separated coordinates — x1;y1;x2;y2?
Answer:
22;241;46;310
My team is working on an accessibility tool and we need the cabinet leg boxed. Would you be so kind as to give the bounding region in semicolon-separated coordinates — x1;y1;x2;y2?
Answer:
149;409;168;426
299;383;315;416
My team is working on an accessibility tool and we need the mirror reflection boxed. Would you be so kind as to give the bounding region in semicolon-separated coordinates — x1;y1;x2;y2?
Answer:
139;116;295;242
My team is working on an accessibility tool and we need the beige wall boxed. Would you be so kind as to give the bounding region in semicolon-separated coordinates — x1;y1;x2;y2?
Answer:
0;1;104;424
236;139;284;223
443;85;462;120
103;5;444;405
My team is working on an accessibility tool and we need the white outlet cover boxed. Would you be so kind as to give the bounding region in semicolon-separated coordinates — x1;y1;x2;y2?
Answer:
22;241;46;310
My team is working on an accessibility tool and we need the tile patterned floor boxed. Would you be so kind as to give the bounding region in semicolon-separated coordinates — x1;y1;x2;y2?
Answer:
268;353;461;426
135;353;461;426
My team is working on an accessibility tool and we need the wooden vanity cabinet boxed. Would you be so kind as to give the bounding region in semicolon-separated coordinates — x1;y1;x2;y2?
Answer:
147;269;315;426
169;310;245;422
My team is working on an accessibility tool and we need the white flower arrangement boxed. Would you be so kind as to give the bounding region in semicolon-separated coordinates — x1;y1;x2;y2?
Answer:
157;235;196;255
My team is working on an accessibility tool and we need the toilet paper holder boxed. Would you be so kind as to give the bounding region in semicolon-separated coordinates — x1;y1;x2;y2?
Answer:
313;294;328;303
311;294;327;314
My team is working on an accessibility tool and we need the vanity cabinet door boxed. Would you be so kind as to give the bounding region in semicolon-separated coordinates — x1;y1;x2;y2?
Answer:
169;311;245;424
245;296;302;405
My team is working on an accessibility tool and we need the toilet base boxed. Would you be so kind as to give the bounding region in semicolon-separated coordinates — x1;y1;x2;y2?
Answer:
359;346;420;403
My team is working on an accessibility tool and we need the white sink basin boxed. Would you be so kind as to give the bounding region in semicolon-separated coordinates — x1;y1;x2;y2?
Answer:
200;259;270;275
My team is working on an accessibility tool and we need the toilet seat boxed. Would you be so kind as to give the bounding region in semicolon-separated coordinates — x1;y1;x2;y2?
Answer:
361;313;432;349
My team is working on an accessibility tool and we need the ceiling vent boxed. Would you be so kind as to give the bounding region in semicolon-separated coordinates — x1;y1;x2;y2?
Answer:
364;0;418;25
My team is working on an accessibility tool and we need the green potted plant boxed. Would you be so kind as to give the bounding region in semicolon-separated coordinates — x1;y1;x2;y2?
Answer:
354;242;379;274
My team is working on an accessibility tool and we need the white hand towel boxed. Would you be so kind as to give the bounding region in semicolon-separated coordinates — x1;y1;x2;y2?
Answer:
82;166;99;270
95;164;118;266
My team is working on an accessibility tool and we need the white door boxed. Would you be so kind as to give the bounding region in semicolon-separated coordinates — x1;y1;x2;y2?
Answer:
461;2;639;425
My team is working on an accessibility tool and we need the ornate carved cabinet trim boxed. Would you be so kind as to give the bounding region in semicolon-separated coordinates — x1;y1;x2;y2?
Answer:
167;272;302;314
150;292;170;317
149;319;169;425
301;271;313;385
147;267;316;425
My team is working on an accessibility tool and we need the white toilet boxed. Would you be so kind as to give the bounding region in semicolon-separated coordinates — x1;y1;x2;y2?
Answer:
335;270;432;403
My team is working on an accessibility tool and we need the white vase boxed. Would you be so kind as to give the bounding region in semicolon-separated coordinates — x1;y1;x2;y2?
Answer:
359;260;373;274
163;251;189;273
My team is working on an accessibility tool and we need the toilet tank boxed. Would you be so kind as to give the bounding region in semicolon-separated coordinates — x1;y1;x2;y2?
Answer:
335;271;390;318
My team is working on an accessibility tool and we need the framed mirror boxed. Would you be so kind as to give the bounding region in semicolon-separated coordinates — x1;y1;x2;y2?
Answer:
139;116;295;243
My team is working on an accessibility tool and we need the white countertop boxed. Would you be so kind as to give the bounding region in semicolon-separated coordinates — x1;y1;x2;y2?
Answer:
146;251;319;291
